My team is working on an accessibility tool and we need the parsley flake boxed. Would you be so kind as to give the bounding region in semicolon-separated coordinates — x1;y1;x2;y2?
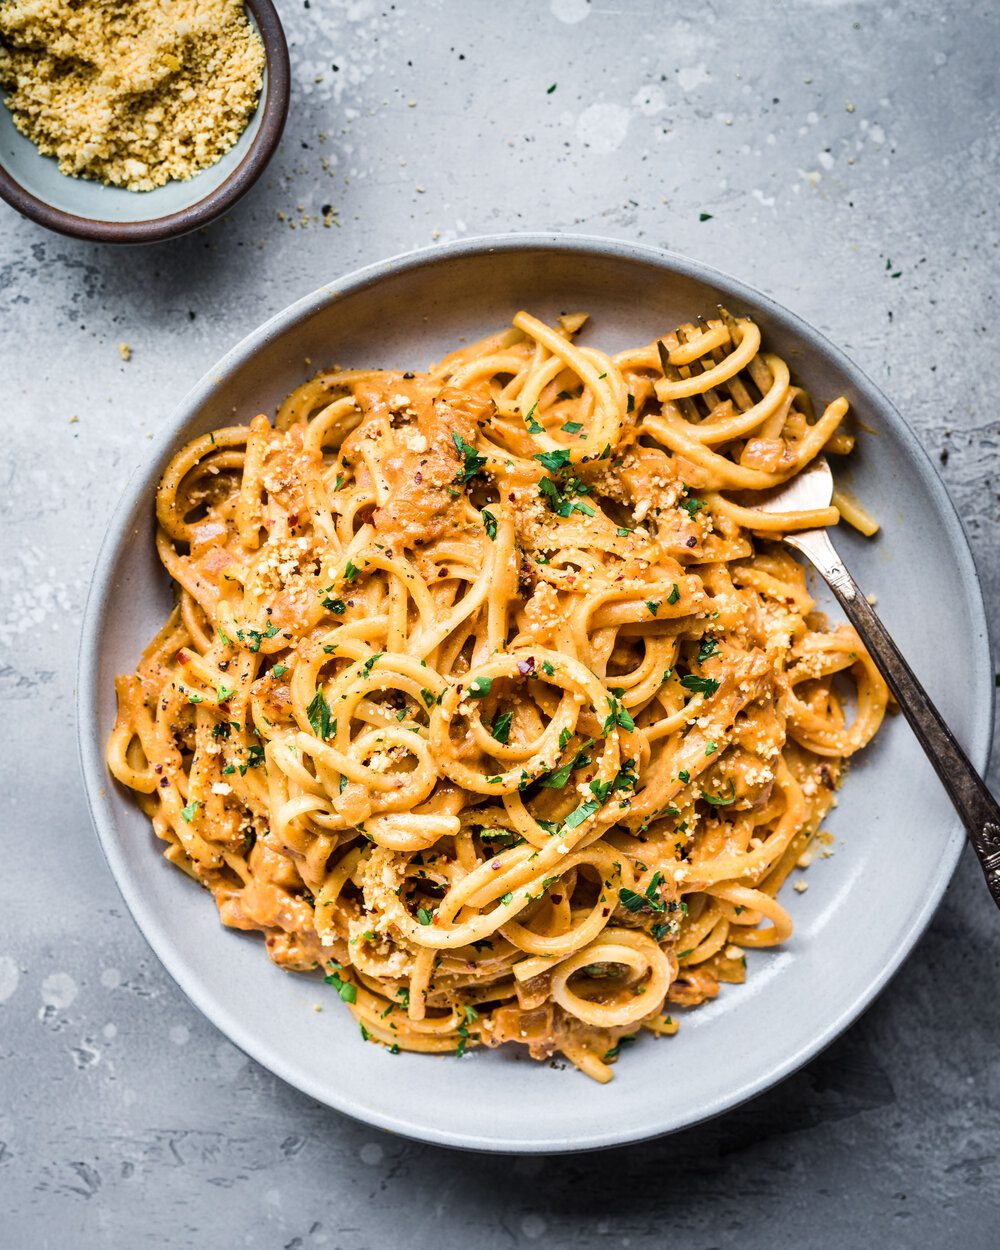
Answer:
452;432;486;483
490;711;513;744
680;674;720;697
306;689;335;739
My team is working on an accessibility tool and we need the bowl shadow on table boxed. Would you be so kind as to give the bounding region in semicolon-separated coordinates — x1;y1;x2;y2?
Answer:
22;185;274;318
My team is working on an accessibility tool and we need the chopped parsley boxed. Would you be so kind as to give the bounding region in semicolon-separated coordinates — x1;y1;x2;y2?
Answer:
618;872;666;915
603;1034;636;1062
538;474;594;518
180;799;198;823
561;420;583;434
499;891;514;906
541;660;555;676
678;769;691;783
666;583;680;605
272;664;288;678
564;798;601;828
524;403;544;435
602;695;635;735
646;600;660;617
306;689;335;739
490;711;513;744
616;527;630;538
702;780;737;806
479;829;521;848
239;743;265;775
680;497;705;517
481;508;498;541
541;739;594;789
705;741;717;756
590;777;611;802
241;623;280;653
343;560;359;583
534;448;572;473
697;638;719;663
680;674;720;697
452;432;486;483
324;964;357;1003
416;907;434;926
322;597;347;614
468;675;492;699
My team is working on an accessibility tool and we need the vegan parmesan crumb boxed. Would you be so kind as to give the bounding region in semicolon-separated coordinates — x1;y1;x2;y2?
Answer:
118;341;131;361
0;0;265;191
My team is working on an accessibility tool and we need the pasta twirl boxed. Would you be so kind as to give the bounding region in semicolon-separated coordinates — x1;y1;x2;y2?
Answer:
107;309;888;1081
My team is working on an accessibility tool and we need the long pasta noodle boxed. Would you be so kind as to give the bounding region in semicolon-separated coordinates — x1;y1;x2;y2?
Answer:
107;309;887;1081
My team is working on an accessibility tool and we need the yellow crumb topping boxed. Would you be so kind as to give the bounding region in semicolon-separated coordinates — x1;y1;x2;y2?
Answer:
0;0;265;191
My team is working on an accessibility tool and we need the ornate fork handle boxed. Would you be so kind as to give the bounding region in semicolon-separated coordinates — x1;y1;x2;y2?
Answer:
788;526;1000;909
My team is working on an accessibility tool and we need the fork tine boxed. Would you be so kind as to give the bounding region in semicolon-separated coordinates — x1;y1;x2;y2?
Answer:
676;325;724;413
657;338;702;422
719;306;774;397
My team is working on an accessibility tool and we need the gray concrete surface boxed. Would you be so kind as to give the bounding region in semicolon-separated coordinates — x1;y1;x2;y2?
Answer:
2;0;1000;1245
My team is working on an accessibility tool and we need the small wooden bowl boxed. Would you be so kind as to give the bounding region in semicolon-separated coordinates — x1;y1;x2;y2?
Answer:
0;0;289;244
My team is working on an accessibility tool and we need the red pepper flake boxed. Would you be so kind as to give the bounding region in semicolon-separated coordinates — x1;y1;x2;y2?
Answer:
177;650;189;666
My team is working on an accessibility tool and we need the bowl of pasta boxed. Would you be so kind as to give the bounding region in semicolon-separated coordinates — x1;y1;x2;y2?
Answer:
79;234;992;1151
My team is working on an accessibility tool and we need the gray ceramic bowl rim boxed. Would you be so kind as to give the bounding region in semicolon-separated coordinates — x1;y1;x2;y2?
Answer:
0;0;289;244
77;233;993;1151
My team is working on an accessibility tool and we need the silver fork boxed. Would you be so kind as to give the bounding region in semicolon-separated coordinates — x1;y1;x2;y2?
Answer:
756;456;1000;908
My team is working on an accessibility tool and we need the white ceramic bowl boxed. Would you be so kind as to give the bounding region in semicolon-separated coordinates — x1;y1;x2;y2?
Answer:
78;235;993;1152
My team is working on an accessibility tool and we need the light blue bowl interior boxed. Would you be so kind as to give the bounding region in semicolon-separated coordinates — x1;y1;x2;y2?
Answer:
0;10;267;223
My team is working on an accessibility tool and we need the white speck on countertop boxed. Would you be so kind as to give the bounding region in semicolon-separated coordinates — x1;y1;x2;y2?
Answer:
550;0;589;23
0;955;20;1003
40;972;78;1010
576;102;631;153
677;63;711;92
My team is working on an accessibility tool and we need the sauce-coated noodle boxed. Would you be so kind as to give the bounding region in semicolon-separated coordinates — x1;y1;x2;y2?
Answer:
108;310;887;1081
